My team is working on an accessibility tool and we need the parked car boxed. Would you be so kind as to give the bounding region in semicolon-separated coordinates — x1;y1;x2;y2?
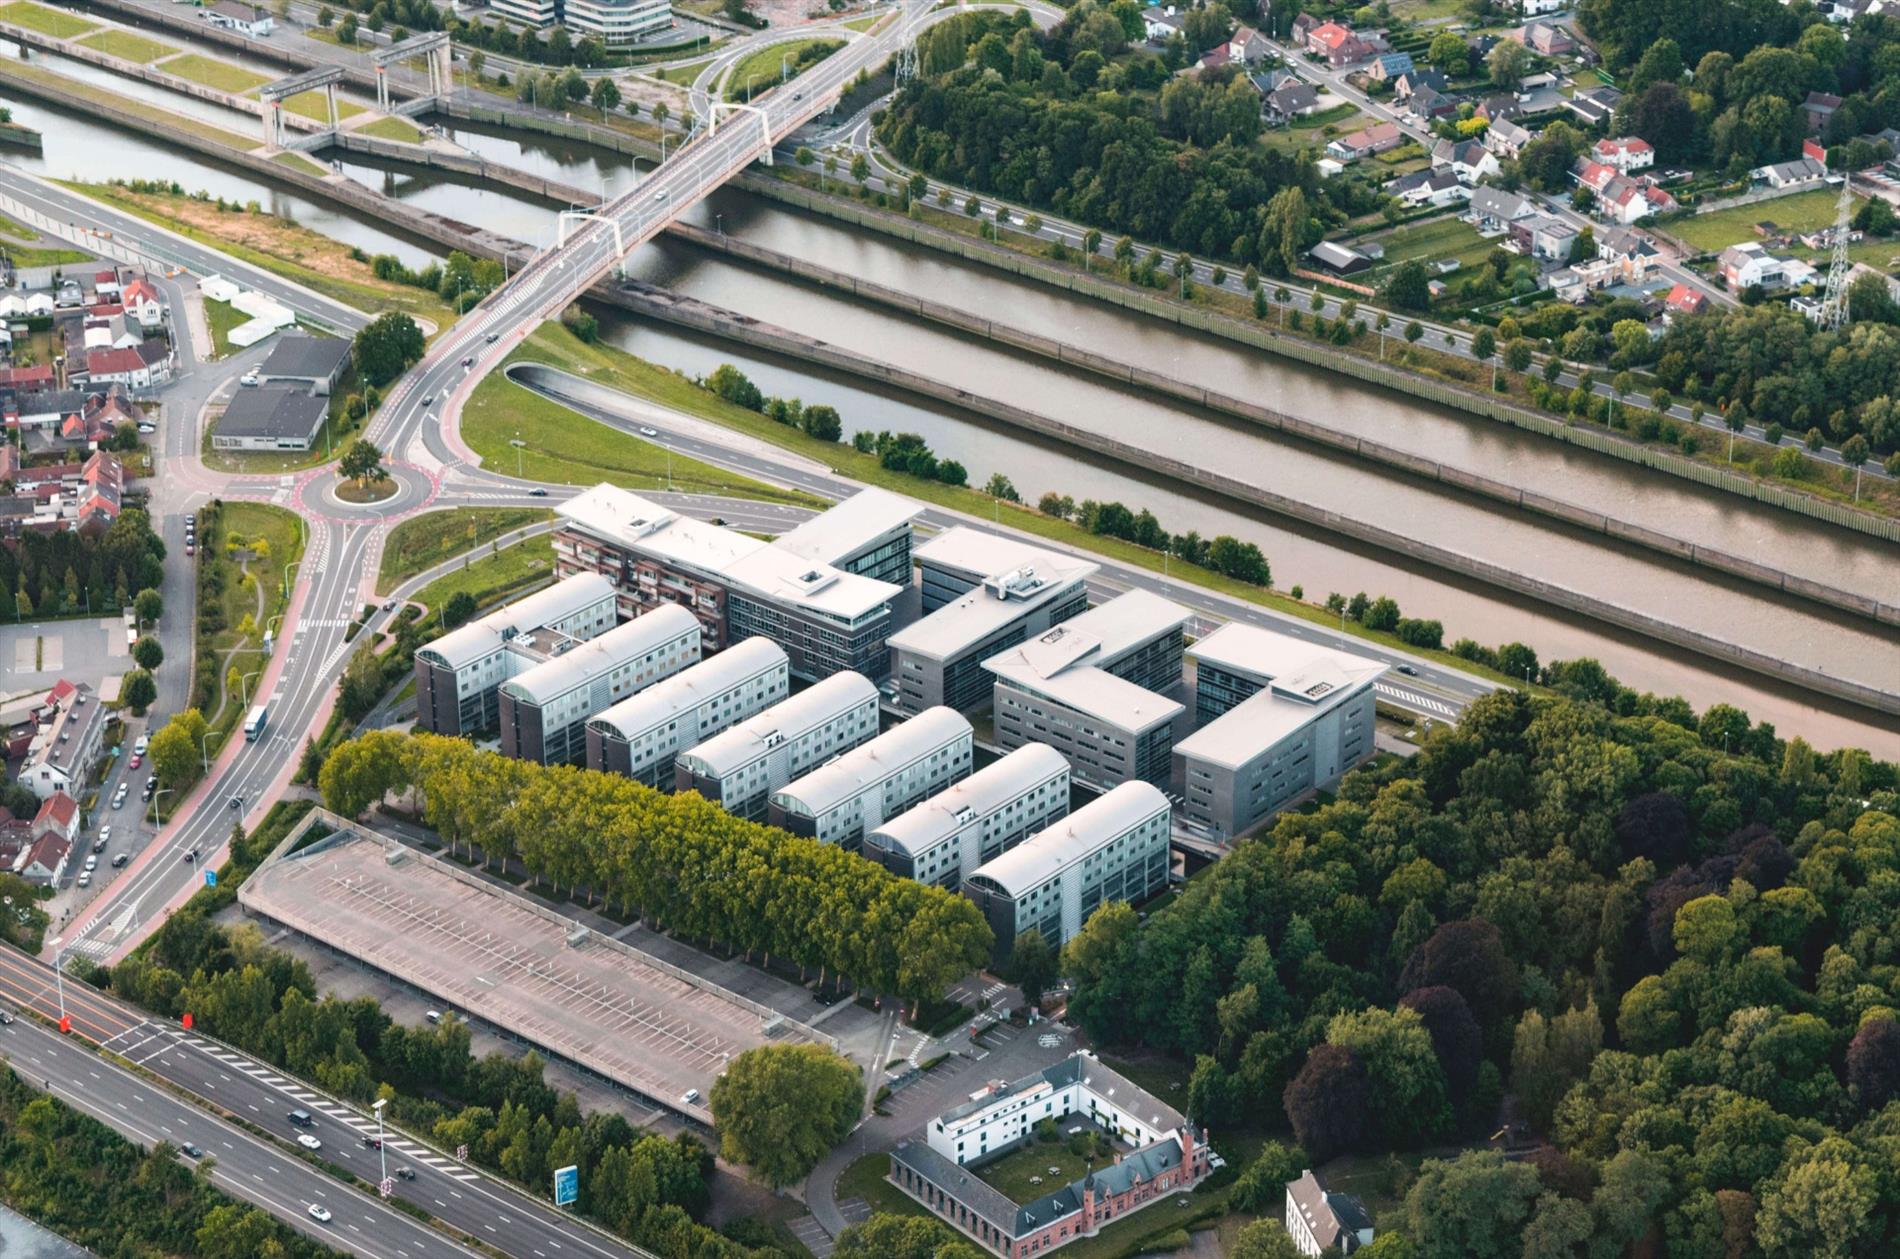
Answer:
134;734;149;755
111;853;128;868
128;754;141;770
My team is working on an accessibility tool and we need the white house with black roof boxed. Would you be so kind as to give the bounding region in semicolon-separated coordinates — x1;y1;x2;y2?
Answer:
1285;1169;1375;1255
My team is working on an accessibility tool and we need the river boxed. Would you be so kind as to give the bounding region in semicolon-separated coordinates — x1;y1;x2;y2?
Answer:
6;76;1898;755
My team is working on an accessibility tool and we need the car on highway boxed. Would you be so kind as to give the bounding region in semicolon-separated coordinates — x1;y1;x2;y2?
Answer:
229;793;244;810
185;542;194;556
128;753;141;770
1396;664;1419;676
97;825;111;845
362;1135;382;1149
111;791;126;811
396;1167;416;1181
486;332;499;343
287;1109;313;1127
137;422;156;434
461;356;473;367
182;849;197;863
527;487;548;496
639;427;659;437
297;1134;323;1151
239;372;259;387
181;1143;203;1159
0;1009;13;1025
185;514;195;528
422;395;434;406
84;856;97;872
307;1204;332;1223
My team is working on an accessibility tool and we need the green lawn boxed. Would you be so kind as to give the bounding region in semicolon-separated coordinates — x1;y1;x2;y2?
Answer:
77;28;178;62
974;1139;1116;1205
409;533;556;621
281;89;365;123
0;209;29;240
6;244;91;266
1358;215;1498;276
0;1;98;38
357;114;423;143
840;11;886;30
836;1152;928;1221
199;502;306;752
270;150;330;176
723;39;843;102
651;55;715;85
163;52;271;95
1671;187;1861;254
465;329;822;505
377;507;553;596
203;298;249;359
0;57;254;150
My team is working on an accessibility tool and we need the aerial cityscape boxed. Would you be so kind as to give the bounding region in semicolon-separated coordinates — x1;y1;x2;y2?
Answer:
0;0;1896;1254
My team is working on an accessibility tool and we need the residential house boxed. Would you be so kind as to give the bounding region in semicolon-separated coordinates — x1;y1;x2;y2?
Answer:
1566;85;1622;126
204;0;274;35
82;312;142;352
1265;81;1321;122
1309;241;1372;274
1141;8;1185;41
1392;68;1446;100
1664;283;1709;318
1193;44;1231;71
21;293;53;318
1486;116;1535;159
1249;67;1295;94
91;270;121;302
18;681;105;799
1596;225;1660;281
1514;0;1564;13
1303;20;1354;57
1389;169;1471;209
119;277;164;330
1593;136;1655;173
1476;94;1523;123
1753;157;1829;188
53;278;81;308
1550;259;1620;302
73;450;123;535
1804;91;1843;134
1285;1170;1376;1256
1228;26;1270;64
1290;12;1320;43
1404;86;1455;122
1520;21;1575;56
1720;242;1794;291
13;829;70;884
1367;51;1414;82
1467;186;1536;232
1573;157;1619;194
1325;121;1404;161
1512;213;1579;262
0;364;53;394
1432;137;1502;184
78;346;160;389
1598;175;1678;224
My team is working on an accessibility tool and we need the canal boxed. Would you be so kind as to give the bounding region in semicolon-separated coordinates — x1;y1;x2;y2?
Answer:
5;76;1898;755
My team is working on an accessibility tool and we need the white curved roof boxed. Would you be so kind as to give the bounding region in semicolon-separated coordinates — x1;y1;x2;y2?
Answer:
499;604;700;706
677;671;881;778
586;638;788;741
418;572;616;672
868;744;1071;859
770;707;973;819
965;781;1169;897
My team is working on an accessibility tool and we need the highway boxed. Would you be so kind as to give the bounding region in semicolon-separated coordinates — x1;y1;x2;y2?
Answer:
0;946;660;1259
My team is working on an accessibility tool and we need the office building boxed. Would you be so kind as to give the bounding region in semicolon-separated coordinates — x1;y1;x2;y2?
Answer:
412;572;618;737
864;743;1071;888
982;591;1192;790
498;604;701;765
585;638;790;785
674;671;881;819
1175;626;1385;839
559;0;671;46
961;780;1171;963
768;707;974;850
888;529;1095;714
890;1053;1213;1259
554;484;915;680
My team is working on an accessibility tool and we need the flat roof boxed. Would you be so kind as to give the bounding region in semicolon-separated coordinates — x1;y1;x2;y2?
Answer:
984;652;1182;734
886;555;1098;662
677;671;881;778
257;333;349;381
560;483;902;622
500;604;700;706
914;526;1081;583
1007;590;1189;678
965;781;1170;898
1188;621;1386;692
587;637;787;741
217;388;327;441
771;707;972;818
420;572;617;671
1178;631;1385;769
867;743;1070;859
771;487;921;567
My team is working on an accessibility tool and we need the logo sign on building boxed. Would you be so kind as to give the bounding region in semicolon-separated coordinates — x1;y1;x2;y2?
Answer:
553;1164;579;1208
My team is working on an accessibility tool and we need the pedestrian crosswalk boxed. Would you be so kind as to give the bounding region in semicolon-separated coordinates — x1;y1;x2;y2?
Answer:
1376;682;1459;719
178;1035;482;1181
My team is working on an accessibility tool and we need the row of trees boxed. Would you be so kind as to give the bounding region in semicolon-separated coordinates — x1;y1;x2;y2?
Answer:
1;507;163;620
1061;661;1900;1254
707;364;843;442
1035;492;1272;586
318;732;993;1005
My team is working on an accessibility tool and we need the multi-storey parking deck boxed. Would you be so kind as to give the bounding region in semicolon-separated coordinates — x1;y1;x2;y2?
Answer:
239;820;829;1121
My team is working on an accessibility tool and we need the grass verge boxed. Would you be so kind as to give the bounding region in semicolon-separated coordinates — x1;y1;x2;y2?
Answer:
410;532;555;617
162;51;270;94
377;507;552;595
194;501;306;755
723;38;842;102
0;57;255;150
202;297;248;359
281;88;365;123
0;0;96;37
358;113;424;143
76;28;178;62
465;326;821;506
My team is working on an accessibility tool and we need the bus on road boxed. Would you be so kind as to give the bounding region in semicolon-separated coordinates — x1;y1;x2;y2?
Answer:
244;704;269;742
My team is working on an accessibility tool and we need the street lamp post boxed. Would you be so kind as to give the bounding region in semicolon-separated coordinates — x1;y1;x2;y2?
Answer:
150;786;171;830
199;733;213;775
238;670;261;707
373;1098;389;1191
510;437;527;478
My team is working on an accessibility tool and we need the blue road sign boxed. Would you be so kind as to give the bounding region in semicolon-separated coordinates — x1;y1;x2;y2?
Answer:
203;869;217;888
553;1164;579;1208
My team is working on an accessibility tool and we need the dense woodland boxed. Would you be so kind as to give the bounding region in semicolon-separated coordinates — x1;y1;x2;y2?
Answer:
0;508;162;618
318;731;994;1004
1064;680;1900;1256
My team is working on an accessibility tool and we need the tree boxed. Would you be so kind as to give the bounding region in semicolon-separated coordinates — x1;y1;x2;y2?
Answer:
1505;338;1534;374
1009;929;1058;1008
1846;1018;1900;1112
134;587;162;627
1405;1151;1541;1259
339;439;386;488
352;313;425;388
443;590;478;629
133;635;163;671
122;668;157;715
1327;1006;1451;1144
1843;434;1870;499
833;1215;986;1259
1399;986;1483;1108
149;708;209;790
1487;39;1529;90
1400;921;1519;1038
1429;30;1472;75
1231;1220;1302;1259
709;1044;861;1188
1509;1002;1602;1131
1282;1043;1370;1162
589;76;620;113
1385;259;1432;312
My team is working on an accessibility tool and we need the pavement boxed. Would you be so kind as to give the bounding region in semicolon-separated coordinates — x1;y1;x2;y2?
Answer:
0;945;662;1259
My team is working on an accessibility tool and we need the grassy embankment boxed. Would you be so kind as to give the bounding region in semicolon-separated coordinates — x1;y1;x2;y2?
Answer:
722;39;843;102
76;28;179;62
190;502;306;775
509;320;1534;689
464;326;822;507
377;507;553;596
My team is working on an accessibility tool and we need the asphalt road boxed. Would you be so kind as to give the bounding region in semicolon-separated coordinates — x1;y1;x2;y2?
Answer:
0;946;660;1259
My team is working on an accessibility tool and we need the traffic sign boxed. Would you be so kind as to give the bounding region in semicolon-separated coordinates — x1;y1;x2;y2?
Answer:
553;1164;579;1208
182;1012;193;1030
456;1144;468;1162
379;1177;394;1199
203;869;217;888
58;1014;69;1034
